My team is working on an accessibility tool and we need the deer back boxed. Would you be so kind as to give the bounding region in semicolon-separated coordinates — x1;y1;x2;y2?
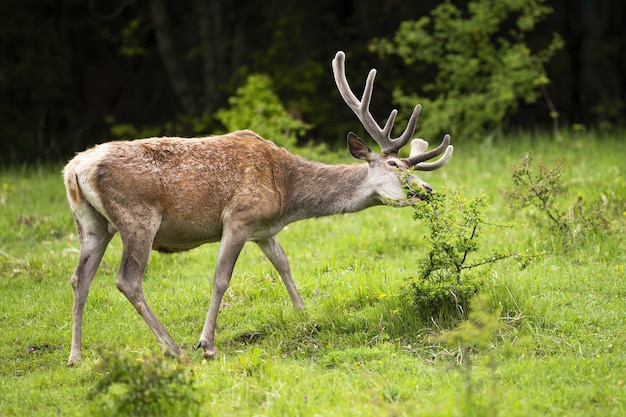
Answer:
64;130;289;252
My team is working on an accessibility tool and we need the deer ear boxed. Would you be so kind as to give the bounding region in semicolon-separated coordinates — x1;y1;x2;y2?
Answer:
409;138;429;158
347;132;374;161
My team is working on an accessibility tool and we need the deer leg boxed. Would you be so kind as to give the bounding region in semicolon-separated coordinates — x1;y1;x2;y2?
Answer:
115;227;184;358
197;227;248;358
256;237;305;309
67;211;113;366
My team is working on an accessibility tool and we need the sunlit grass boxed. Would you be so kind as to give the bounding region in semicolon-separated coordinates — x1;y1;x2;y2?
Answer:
0;131;625;416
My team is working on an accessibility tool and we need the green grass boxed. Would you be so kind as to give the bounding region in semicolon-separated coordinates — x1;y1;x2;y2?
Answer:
1;131;625;416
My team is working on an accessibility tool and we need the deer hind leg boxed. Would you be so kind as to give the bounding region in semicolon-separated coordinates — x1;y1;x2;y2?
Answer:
197;226;249;358
114;218;183;358
256;237;305;309
67;206;113;366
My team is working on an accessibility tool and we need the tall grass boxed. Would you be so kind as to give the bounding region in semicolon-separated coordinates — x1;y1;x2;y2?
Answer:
0;131;625;416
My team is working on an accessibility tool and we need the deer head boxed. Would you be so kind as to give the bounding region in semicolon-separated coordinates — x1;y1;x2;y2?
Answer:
332;51;453;205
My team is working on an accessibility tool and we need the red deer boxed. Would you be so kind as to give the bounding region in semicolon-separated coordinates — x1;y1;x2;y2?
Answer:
63;51;453;365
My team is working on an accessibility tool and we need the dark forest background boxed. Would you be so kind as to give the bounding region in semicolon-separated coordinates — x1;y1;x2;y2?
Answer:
1;0;624;163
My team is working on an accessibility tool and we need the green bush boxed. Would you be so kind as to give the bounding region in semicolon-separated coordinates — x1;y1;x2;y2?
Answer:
505;153;611;249
372;0;563;141
106;73;311;144
87;349;199;417
404;185;525;324
215;73;310;148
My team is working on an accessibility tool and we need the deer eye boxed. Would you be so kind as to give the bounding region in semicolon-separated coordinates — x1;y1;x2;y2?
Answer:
387;160;399;168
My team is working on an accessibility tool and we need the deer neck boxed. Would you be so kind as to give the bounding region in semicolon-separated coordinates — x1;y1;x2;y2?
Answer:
281;157;377;222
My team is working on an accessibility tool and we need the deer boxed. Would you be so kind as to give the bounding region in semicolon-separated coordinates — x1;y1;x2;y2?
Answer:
63;51;453;365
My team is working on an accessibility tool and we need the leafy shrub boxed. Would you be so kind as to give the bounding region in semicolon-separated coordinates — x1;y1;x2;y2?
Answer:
505;153;611;248
371;0;563;141
106;73;311;145
405;185;525;323
215;73;310;148
411;277;481;325
600;175;626;220
87;349;199;417
107;73;311;146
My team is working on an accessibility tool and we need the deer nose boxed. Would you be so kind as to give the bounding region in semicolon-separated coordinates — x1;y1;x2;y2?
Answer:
422;183;433;193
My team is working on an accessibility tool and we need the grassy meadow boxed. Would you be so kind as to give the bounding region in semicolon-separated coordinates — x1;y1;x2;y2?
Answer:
0;131;625;416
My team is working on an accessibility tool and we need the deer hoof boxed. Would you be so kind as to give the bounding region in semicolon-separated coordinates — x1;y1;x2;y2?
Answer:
164;348;186;362
196;340;219;359
66;352;82;367
66;358;81;367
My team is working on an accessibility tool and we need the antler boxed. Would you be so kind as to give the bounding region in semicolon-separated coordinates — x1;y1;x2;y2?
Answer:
405;135;454;171
332;50;453;169
332;51;421;156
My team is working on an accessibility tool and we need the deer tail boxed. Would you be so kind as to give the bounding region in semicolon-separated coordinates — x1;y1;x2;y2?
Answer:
63;162;83;206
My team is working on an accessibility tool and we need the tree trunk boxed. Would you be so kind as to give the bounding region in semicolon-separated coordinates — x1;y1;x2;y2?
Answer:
149;0;198;117
195;0;224;113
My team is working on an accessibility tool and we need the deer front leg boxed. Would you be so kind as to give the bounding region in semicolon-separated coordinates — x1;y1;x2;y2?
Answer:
197;228;248;358
256;237;305;309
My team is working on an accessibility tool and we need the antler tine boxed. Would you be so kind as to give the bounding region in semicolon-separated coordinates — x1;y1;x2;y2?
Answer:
405;134;454;171
415;146;454;171
397;104;422;148
332;51;418;155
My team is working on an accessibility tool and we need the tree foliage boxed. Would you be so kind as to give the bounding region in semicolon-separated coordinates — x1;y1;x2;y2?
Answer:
372;0;564;141
0;0;624;163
